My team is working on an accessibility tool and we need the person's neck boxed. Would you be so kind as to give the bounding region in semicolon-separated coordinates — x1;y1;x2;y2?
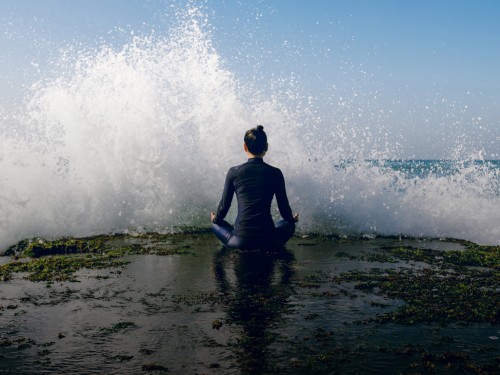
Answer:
246;151;265;159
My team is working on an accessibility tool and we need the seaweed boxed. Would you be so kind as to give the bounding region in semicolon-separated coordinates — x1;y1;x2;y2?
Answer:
0;253;129;282
23;237;106;258
328;244;500;325
99;321;137;335
372;267;499;324
0;234;194;282
142;363;169;372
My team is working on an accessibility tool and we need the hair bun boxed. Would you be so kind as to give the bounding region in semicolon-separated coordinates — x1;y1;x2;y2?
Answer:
256;125;264;132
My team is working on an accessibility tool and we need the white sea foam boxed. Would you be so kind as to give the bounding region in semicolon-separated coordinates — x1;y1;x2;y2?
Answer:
1;6;499;251
301;159;500;245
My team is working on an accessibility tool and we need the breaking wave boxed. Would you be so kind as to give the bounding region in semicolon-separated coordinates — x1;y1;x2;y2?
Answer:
1;5;499;251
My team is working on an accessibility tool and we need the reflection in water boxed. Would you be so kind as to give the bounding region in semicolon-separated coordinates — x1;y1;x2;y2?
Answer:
1;236;498;374
213;247;295;373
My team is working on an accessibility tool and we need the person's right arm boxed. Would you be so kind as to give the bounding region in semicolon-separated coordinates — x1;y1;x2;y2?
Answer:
212;168;235;224
275;169;297;224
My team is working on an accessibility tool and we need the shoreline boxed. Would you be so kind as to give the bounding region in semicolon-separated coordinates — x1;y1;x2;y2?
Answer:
2;228;494;257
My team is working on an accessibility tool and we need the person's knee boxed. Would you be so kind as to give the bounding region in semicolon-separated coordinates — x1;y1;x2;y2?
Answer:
279;220;295;234
275;222;295;245
211;221;234;245
210;222;222;237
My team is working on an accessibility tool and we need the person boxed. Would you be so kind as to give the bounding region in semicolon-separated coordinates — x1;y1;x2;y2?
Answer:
210;125;299;250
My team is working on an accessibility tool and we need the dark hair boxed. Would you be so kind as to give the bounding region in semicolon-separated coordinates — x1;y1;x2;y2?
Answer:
244;125;268;155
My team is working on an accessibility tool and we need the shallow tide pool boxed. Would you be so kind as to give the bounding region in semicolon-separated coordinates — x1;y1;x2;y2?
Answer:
1;234;498;374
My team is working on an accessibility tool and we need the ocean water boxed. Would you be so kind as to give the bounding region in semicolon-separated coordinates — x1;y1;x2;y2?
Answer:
1;6;499;251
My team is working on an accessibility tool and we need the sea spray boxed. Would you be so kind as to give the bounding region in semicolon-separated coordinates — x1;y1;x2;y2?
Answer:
0;7;306;250
1;5;500;251
314;159;500;243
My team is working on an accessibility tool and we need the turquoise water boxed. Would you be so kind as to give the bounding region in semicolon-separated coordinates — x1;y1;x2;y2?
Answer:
370;159;500;178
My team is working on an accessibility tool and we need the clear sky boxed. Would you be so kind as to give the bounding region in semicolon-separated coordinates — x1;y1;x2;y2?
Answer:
1;0;499;159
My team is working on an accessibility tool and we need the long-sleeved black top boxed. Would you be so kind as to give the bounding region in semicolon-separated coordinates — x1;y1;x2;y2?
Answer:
214;158;295;237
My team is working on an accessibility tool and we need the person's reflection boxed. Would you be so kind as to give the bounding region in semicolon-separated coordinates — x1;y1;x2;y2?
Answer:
213;247;295;373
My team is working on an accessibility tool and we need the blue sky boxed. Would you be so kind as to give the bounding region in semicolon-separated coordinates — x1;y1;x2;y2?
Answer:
1;0;499;158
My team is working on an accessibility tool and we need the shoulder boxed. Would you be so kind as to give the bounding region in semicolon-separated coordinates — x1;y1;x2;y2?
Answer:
263;161;281;171
263;162;285;177
230;162;246;171
227;163;244;176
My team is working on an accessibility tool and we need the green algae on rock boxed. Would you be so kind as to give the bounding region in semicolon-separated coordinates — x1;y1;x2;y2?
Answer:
295;242;499;326
326;244;500;325
371;267;498;324
0;253;130;282
0;233;196;282
4;237;107;258
142;363;169;372
383;243;500;269
99;321;138;335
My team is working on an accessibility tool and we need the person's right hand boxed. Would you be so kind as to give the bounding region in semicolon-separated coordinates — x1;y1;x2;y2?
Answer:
293;213;299;222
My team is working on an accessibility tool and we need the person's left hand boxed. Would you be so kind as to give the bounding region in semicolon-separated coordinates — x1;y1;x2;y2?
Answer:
210;212;216;222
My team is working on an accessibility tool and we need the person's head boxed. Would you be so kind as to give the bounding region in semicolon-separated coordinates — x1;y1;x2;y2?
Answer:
244;125;268;156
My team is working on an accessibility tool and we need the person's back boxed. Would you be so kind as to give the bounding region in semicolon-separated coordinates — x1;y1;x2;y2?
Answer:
211;125;298;250
224;157;294;238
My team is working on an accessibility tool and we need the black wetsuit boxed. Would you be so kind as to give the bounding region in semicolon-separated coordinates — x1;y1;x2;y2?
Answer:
212;158;295;249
